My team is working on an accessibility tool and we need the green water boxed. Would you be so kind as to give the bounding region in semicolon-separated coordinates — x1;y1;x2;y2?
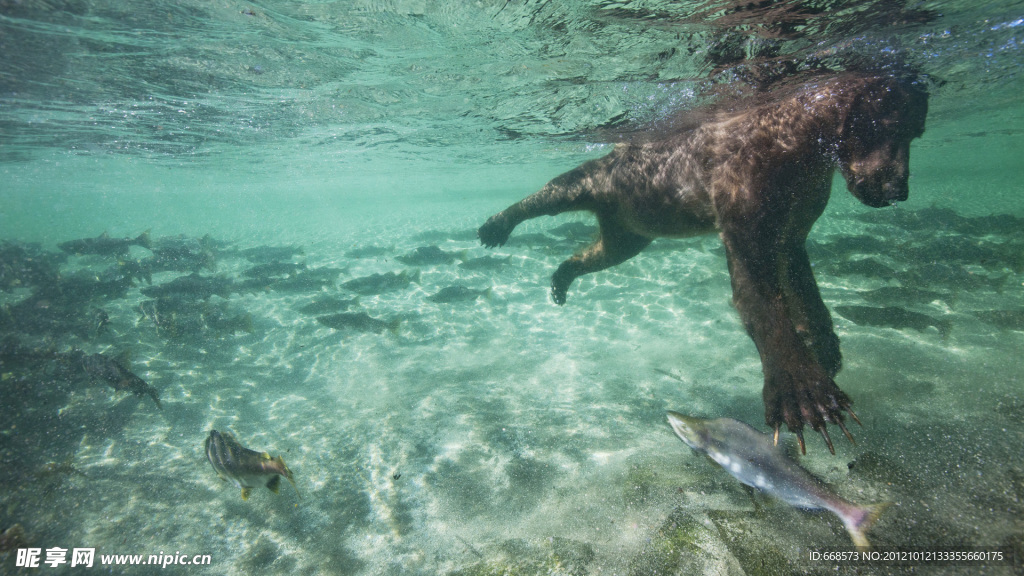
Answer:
2;1;1023;574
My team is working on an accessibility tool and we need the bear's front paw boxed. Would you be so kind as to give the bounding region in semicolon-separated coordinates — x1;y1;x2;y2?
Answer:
478;215;512;248
763;369;858;455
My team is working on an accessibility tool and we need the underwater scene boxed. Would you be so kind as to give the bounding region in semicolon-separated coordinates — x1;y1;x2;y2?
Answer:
1;0;1022;574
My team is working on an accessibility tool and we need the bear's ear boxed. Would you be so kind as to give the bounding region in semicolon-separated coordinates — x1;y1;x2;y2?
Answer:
834;77;880;138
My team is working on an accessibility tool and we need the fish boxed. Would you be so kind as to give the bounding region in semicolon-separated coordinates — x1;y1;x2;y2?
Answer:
36;457;88;479
971;308;1024;331
666;412;888;548
900;262;1007;293
857;286;952;307
204;430;299;501
316;312;400;334
58;231;151;256
828;258;898;281
238;245;305;263
295;296;359;315
395;246;464;266
140;273;236;300
458;255;511;270
547;221;597;240
138;298;252;338
0;240;64;290
73;350;161;409
426;285;491;303
242;261;307;279
834;305;951;338
341;270;420;295
260;267;345;292
148;235;217;272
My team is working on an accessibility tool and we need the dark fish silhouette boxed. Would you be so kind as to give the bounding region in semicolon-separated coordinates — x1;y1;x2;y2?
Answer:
547;221;597;240
242;261;307;279
260;267;344;292
972;308;1024;331
205;430;298;501
296;296;359;315
316;312;399;334
395;246;464;266
58;231;151;256
458;255;511;270
834;305;951;338
0;240;64;290
238;245;304;263
141;273;235;300
342;270;419;295
426;285;491;303
667;412;888;548
73;350;161;408
857;286;952;307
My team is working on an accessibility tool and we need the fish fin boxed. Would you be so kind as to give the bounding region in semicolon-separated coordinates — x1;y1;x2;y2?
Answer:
844;502;891;549
241;487;252;500
148;388;162;409
937;319;952;340
261;452;271;459
135;230;152;250
409;269;421;284
483;287;493;299
387;319;401;336
266;475;281;493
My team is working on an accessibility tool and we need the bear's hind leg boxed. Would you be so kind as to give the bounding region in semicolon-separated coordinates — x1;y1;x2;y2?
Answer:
551;218;651;305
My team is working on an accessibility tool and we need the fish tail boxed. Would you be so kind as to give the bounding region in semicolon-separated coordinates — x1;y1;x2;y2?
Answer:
135;230;152;250
148;387;163;409
387;318;402;336
938;319;952;340
843;502;891;548
274;456;301;499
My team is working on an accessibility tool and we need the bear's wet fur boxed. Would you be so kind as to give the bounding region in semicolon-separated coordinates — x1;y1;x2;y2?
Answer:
479;74;929;453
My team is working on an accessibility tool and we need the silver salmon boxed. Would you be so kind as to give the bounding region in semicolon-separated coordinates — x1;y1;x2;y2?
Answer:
666;411;888;547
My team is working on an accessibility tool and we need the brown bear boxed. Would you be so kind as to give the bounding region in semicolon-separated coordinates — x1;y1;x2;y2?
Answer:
478;74;929;454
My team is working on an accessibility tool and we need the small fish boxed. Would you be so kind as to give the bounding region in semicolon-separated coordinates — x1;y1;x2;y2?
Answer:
834;305;951;338
238;245;305;264
296;296;359;315
204;430;299;501
74;350;161;409
395;246;464;266
140;273;235;300
458;255;511;270
342;270;420;295
971;308;1024;331
242;261;307;279
261;267;344;292
316;312;399;334
857;286;952;307
547;221;597;240
35;457;88;479
666;412;888;548
426;285;491;303
829;258;898;281
58;231;152;256
149;235;217;272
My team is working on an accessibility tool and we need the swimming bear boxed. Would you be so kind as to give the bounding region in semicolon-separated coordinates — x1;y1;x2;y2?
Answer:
478;74;929;453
